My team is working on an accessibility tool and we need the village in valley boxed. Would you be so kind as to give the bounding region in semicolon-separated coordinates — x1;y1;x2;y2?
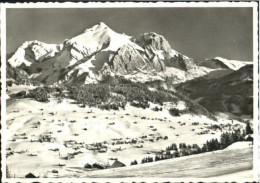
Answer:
5;85;253;178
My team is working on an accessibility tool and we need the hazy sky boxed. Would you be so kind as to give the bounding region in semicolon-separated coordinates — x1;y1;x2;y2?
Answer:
6;8;253;61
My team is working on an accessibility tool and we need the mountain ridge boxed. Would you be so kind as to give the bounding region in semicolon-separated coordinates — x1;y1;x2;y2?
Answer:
176;64;253;118
7;22;253;88
8;22;202;85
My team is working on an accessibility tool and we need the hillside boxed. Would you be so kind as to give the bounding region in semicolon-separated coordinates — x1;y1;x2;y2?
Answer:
6;95;249;178
84;145;252;178
176;65;253;118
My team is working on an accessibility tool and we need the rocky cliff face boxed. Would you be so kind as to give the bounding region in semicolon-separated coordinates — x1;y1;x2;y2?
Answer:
131;32;196;71
109;42;165;75
164;54;196;71
108;32;196;75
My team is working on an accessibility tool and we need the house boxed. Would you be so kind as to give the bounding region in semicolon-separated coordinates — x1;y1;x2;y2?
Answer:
92;163;105;169
52;169;59;173
84;163;92;168
64;154;74;160
110;160;126;168
39;135;55;143
25;172;39;178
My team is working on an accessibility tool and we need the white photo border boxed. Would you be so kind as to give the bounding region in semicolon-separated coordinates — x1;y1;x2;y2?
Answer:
1;2;259;182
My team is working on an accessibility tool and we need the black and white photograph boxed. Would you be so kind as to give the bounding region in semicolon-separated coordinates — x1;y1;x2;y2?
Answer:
1;2;259;182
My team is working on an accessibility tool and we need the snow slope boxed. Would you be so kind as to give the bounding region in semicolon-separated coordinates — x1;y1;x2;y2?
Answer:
201;57;252;70
214;57;252;70
84;145;253;178
6;95;242;178
226;141;252;150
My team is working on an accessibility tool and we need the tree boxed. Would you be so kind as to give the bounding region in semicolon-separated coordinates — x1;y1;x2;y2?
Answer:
207;139;220;151
172;143;177;150
196;146;202;154
202;144;207;152
169;108;180;116
6;165;11;178
245;122;253;135
183;143;187;148
155;155;161;161
131;160;138;165
220;132;231;149
230;132;239;143
179;143;183;149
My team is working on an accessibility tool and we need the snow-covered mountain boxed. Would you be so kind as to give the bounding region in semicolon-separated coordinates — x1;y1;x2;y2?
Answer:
7;22;250;86
200;57;252;71
8;40;63;67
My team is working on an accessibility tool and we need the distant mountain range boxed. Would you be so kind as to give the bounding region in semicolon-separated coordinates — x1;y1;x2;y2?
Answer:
6;22;253;118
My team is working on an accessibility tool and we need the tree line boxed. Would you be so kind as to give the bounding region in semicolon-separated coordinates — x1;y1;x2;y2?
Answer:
26;86;64;102
24;82;224;121
131;125;253;165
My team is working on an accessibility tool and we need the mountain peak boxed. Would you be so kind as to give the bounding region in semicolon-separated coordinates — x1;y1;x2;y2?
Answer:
84;22;110;33
8;40;62;67
65;22;131;55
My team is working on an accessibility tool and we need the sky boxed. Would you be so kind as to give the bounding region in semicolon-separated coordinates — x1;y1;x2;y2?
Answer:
6;8;253;61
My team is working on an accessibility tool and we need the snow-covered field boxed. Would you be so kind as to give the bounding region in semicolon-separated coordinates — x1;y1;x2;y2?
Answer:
5;96;251;178
85;143;253;178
